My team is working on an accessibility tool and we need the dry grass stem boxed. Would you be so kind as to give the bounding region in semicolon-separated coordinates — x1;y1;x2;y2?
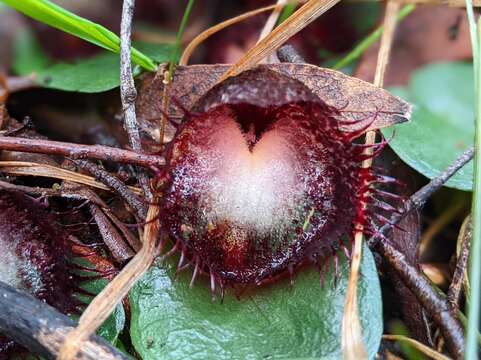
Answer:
219;0;341;81
57;204;160;360
351;0;481;6
179;3;283;66
342;2;401;359
0;161;142;194
382;335;452;360
258;0;288;43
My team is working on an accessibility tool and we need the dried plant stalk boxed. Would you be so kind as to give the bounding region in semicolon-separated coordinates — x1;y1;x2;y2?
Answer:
179;4;281;66
0;161;142;194
382;335;451;360
58;204;160;360
342;2;401;359
219;0;341;81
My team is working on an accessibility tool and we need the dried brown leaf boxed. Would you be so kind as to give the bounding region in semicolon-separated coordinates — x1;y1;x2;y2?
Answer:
137;63;411;144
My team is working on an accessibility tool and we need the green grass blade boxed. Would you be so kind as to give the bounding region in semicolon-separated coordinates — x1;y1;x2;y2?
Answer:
332;4;415;70
277;2;298;25
1;0;156;71
466;4;481;357
168;0;195;78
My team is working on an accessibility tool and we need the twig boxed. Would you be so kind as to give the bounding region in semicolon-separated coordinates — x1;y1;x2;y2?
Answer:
447;216;472;309
0;179;62;197
58;2;160;358
0;136;164;168
257;0;286;63
0;281;128;360
89;203;135;263
75;160;147;219
368;148;474;359
58;205;160;360
120;0;153;201
376;241;465;359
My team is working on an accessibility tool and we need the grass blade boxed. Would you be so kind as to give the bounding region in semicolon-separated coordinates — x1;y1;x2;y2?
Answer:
168;0;196;78
465;2;481;358
1;0;156;71
333;4;415;70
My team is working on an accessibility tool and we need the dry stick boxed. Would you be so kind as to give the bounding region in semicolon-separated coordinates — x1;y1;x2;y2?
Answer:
57;204;160;360
57;1;160;358
447;216;472;309
367;148;474;360
89;203;135;263
257;0;287;63
258;0;288;43
342;3;400;359
0;281;128;360
75;160;147;219
120;0;153;202
0;136;164;168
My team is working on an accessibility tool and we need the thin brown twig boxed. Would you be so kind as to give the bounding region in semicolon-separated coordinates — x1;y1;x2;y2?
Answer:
89;203;135;263
120;0;153;201
447;216;472;309
58;1;159;358
368;148;474;359
75;160;147;219
0;136;164;168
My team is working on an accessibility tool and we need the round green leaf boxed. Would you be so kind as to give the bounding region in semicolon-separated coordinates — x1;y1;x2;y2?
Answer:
382;62;474;191
130;245;382;360
35;43;173;93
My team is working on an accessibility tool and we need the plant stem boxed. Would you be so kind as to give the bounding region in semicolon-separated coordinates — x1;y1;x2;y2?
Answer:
0;136;164;168
168;0;196;79
277;1;298;24
466;16;481;360
332;4;415;70
120;0;153;201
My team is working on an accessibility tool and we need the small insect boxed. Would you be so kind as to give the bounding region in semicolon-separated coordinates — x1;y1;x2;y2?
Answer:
157;67;395;298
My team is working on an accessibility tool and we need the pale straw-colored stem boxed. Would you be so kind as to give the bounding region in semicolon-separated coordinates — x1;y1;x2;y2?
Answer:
341;2;401;359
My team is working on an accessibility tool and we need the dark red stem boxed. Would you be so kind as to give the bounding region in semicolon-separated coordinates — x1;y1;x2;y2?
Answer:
0;136;164;168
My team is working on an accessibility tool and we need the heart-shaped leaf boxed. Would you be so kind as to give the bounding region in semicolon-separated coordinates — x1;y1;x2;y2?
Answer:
129;245;382;359
382;62;474;191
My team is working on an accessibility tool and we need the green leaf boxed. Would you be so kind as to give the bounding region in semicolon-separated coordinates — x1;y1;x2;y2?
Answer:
12;28;51;75
130;245;382;360
1;0;156;71
382;62;475;191
34;43;172;93
76;276;126;344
